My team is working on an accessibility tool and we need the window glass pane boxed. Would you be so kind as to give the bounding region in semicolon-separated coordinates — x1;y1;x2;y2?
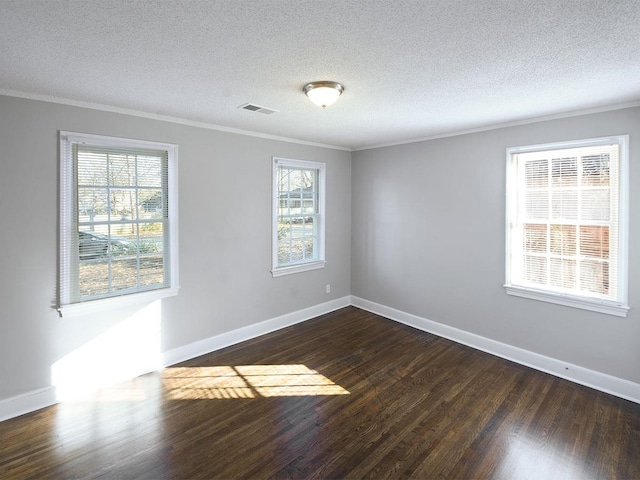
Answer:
581;189;609;221
78;230;109;260
277;248;290;265
110;258;139;292
551;157;577;186
108;229;136;257
551;190;578;220
277;217;293;264
138;189;164;219
525;159;548;187
550;258;576;289
109;188;136;221
580;226;609;259
137;155;163;187
140;255;165;287
523;255;547;285
523;224;547;253
303;238;314;260
77;152;107;185
303;198;315;214
525;191;548;219
273;159;324;272
139;222;165;253
108;154;137;187
582;154;610;186
76;221;167;297
290;242;304;263
78;188;108;221
79;259;110;298
550;225;576;256
580;260;609;295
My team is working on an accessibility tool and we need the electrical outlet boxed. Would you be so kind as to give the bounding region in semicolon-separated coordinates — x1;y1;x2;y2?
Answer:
326;284;331;294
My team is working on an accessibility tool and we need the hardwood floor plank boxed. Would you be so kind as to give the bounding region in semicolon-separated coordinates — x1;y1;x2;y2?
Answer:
1;306;639;479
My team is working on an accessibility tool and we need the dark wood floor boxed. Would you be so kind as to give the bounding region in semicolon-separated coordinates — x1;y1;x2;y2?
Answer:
1;306;639;479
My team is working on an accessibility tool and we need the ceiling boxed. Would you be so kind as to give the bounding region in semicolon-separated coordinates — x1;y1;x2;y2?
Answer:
1;0;639;151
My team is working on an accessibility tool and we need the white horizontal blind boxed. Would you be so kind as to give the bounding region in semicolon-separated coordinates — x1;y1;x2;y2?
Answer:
59;133;177;307
507;139;624;303
272;158;325;274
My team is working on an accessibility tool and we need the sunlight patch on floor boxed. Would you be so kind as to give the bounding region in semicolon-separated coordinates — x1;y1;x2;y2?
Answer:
163;364;350;399
494;434;579;479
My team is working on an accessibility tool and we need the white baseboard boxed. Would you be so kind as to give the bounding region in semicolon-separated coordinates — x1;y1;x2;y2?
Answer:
0;387;57;423
351;295;640;404
162;296;351;367
3;293;637;422
0;296;351;423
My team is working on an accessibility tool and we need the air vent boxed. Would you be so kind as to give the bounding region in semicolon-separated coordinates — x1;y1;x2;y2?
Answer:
238;103;278;115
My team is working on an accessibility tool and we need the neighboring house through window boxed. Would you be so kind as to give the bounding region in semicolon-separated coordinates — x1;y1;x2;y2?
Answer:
505;136;628;316
58;132;179;315
272;157;325;277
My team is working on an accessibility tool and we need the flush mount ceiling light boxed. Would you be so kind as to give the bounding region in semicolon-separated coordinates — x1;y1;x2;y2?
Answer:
303;81;344;109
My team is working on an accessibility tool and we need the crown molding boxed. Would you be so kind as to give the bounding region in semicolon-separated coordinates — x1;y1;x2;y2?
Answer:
0;89;351;152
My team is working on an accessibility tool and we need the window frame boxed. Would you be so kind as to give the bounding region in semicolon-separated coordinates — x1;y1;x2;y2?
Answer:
505;135;629;317
58;131;179;317
271;157;326;277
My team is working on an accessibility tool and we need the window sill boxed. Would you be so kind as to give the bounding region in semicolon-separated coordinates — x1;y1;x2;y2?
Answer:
504;285;629;317
271;261;326;278
56;287;179;318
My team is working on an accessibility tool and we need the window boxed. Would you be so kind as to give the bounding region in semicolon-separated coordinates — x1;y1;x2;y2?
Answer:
505;136;628;316
58;132;178;314
272;157;325;277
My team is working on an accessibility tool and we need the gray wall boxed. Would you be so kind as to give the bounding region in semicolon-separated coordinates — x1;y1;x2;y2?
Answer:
0;95;351;400
351;106;640;384
1;93;638;404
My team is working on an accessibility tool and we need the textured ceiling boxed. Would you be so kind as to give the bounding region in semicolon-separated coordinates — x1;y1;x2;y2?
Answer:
1;0;639;150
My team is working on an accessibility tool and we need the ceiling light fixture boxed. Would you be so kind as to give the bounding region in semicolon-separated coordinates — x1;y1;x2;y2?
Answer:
303;81;344;109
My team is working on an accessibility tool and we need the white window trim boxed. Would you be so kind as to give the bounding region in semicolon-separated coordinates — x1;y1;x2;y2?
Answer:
271;261;326;278
57;287;180;318
57;132;179;317
504;286;629;317
271;157;326;277
505;135;629;317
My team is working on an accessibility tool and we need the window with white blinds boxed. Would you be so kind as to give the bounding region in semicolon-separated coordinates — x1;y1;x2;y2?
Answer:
505;136;628;316
272;157;326;277
58;132;179;314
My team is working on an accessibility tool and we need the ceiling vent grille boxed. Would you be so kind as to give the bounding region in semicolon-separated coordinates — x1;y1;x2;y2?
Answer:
238;103;278;115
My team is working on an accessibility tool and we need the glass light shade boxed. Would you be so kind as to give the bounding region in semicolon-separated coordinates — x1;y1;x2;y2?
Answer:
303;82;344;109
